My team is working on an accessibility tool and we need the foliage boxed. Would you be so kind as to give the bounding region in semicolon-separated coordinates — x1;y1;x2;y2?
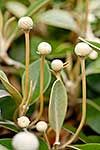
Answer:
0;0;100;149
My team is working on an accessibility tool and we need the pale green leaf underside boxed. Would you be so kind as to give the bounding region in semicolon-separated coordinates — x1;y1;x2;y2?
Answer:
0;70;22;105
49;79;67;136
38;9;79;33
6;1;27;17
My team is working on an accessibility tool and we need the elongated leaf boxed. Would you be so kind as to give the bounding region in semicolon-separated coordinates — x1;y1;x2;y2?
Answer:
39;138;48;150
0;121;19;132
75;143;100;150
25;0;50;16
0;70;22;105
64;125;100;143
6;1;27;17
0;96;16;120
79;37;100;52
86;58;100;75
38;9;79;33
0;90;10;98
0;139;12;150
49;79;67;138
86;99;100;134
79;98;100;134
22;59;51;105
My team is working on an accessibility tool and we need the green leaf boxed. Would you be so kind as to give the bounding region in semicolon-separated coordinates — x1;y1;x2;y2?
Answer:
86;58;100;75
39;138;48;150
0;139;12;150
79;37;100;52
6;1;27;17
0;90;10;98
87;74;100;93
0;121;19;132
0;96;16;120
25;0;50;16
38;9;79;33
75;143;100;150
49;79;67;139
22;59;51;104
0;70;22;105
48;41;73;59
64;125;100;143
64;125;87;143
86;99;100;134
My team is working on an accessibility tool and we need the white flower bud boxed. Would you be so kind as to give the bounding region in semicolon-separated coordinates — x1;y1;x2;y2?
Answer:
12;131;39;150
75;42;92;57
17;116;30;128
51;59;63;72
36;121;48;132
38;42;52;55
89;50;98;60
18;16;33;31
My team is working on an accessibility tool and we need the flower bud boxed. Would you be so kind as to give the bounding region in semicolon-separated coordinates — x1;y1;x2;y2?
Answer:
17;116;30;128
38;42;52;55
51;59;63;72
75;42;92;57
89;50;98;60
12;131;39;150
18;16;33;31
36;121;48;132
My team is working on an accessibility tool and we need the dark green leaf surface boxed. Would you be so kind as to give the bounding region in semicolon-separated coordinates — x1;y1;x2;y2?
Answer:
86;58;100;75
0;96;16;120
75;143;100;150
0;139;12;150
39;138;48;150
86;99;100;134
64;125;100;143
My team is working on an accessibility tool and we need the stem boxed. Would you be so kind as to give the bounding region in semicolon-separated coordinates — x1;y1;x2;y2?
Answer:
44;132;51;150
19;31;30;116
60;58;86;148
84;0;89;34
29;55;45;127
55;72;61;80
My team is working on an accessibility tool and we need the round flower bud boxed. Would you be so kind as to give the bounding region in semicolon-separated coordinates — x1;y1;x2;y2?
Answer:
38;42;52;55
18;16;33;31
89;50;98;60
51;59;63;72
17;116;30;128
75;42;92;57
12;131;39;150
36;121;48;132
